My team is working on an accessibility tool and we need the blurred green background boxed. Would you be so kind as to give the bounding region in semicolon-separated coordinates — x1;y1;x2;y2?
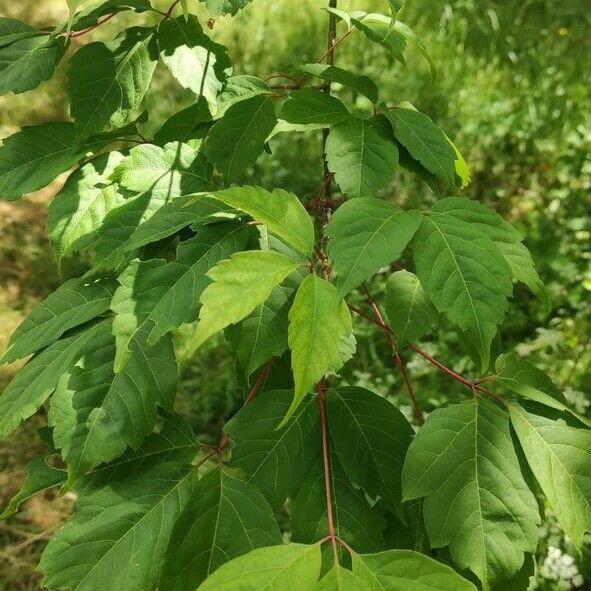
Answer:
0;0;589;589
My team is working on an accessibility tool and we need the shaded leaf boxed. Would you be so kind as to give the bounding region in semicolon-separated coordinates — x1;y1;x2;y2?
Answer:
280;89;349;126
327;387;414;519
161;468;282;591
225;389;320;507
384;270;438;347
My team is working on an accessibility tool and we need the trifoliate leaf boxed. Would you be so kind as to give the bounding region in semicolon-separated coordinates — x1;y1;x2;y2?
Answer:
161;468;282;591
402;397;540;586
317;565;371;591
192;251;301;350
384;270;438;347
326;117;398;198
326;198;420;295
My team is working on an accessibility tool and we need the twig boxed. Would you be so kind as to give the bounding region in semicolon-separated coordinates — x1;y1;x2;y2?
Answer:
244;358;274;404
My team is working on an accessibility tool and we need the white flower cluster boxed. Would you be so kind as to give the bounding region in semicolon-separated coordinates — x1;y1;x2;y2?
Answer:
539;546;584;590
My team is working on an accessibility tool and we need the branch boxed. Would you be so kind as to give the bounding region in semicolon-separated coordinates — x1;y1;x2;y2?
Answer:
244;358;274;404
362;286;424;425
316;379;339;565
61;12;117;38
348;301;505;406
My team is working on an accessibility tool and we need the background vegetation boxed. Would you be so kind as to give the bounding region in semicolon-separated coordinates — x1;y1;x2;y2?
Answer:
0;0;589;589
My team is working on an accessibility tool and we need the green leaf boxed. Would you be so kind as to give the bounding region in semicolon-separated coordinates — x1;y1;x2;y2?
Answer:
68;0;152;32
491;353;569;412
0;456;65;518
119;194;229;252
225;389;320;507
196;544;322;591
383;500;429;554
412;212;513;370
226;271;303;376
0;320;107;439
316;565;371;591
1;275;117;364
432;197;549;309
161;468;282;591
402;397;539;586
0;123;85;200
158;16;231;104
352;549;478;591
112;222;249;365
389;22;435;78
327;387;414;519
384;270;438;347
326;117;398;198
0;17;41;47
384;107;455;189
112;141;213;199
191;251;301;350
509;403;591;547
47;151;128;261
326;198;420;295
215;74;269;117
291;452;385;556
280;89;349;126
154;96;212;145
40;418;200;591
194;185;314;256
203;94;277;180
68;27;158;140
0;33;64;95
294;63;378;104
204;0;256;17
351;13;407;63
48;319;177;481
287;275;353;424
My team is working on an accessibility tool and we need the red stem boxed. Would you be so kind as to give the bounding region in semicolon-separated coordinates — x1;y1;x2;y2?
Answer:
363;286;425;425
317;380;339;565
244;358;274;404
66;12;117;38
